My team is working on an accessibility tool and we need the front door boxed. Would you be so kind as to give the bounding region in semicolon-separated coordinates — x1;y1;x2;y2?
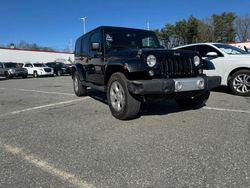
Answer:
24;63;34;74
87;30;105;85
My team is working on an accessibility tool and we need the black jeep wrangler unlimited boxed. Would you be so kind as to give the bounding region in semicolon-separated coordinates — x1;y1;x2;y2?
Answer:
72;26;221;120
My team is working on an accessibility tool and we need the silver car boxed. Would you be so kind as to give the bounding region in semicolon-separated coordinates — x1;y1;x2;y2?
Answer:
0;62;28;79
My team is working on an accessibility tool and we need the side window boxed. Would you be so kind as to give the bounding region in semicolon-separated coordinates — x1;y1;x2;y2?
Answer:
179;46;195;51
195;45;223;57
90;31;102;56
25;64;32;68
0;63;3;69
90;31;101;44
81;37;90;56
142;37;157;48
75;38;81;56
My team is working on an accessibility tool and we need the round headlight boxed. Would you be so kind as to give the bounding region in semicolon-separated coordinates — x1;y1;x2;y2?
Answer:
147;55;157;67
193;56;200;66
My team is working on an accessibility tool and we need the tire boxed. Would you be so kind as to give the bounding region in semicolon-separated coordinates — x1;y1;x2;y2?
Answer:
176;91;210;109
57;70;63;76
5;72;12;79
33;71;38;78
107;72;141;120
73;72;87;96
228;70;250;96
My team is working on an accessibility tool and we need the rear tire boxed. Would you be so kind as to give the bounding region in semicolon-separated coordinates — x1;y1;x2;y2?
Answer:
107;72;141;120
228;70;250;96
176;91;210;109
73;72;87;96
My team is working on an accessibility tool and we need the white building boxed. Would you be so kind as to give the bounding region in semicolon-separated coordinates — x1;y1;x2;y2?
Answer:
0;47;74;64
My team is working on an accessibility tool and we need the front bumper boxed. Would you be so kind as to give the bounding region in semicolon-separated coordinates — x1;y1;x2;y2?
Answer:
39;71;54;76
10;72;28;77
128;76;221;95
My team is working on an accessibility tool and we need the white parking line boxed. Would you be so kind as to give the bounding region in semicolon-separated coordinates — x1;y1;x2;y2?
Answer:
0;88;75;96
0;142;95;188
203;106;250;114
0;98;90;117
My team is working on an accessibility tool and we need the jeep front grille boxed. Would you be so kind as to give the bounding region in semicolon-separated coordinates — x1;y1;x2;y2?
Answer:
161;55;195;78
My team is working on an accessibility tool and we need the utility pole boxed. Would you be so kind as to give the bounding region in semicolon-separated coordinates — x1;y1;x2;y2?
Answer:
146;20;150;46
146;20;150;30
80;17;87;34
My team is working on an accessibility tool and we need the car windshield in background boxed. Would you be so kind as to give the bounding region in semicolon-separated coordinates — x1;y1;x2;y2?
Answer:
104;29;160;51
214;44;249;55
34;63;46;67
5;63;17;68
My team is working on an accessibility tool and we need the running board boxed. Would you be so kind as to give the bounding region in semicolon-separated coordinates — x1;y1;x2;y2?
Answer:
81;81;106;92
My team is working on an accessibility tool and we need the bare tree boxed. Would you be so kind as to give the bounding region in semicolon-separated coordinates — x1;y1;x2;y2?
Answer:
235;14;250;42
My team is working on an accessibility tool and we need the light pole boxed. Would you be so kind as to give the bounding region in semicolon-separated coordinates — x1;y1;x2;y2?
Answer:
80;17;87;34
146;20;150;30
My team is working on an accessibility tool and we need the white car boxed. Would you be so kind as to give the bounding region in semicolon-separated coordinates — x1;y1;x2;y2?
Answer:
174;43;250;96
23;63;54;78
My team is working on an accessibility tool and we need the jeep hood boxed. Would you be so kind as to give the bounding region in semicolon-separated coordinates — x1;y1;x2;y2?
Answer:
106;48;198;59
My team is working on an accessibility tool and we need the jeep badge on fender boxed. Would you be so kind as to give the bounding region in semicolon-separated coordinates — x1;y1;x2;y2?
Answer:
72;26;221;120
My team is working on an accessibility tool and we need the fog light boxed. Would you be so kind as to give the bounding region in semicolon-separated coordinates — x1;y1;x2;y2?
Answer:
197;79;205;89
148;70;154;77
175;81;183;91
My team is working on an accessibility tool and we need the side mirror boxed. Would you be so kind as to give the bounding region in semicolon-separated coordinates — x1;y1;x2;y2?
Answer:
91;42;100;51
206;52;218;57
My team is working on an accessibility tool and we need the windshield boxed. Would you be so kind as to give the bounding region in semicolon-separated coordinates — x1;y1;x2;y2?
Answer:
5;63;17;68
214;44;249;55
33;63;46;67
104;28;160;51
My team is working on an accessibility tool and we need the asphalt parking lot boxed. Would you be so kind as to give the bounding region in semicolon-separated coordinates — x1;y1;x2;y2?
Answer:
0;76;249;188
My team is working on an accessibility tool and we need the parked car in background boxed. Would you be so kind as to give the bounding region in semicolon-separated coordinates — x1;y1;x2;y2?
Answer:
22;63;54;78
174;43;250;96
0;62;28;79
45;62;71;76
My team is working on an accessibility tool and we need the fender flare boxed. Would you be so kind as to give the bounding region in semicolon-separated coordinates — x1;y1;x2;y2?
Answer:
72;63;86;81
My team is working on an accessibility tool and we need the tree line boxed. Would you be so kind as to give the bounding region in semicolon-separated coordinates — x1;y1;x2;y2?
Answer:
155;12;250;48
1;40;72;53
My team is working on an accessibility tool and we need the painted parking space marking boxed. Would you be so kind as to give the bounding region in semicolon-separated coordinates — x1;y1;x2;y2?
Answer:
0;98;90;117
0;88;75;96
0;142;95;188
1;87;249;115
203;106;250;114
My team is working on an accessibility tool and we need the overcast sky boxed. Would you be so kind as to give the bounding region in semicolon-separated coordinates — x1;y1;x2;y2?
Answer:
1;0;250;51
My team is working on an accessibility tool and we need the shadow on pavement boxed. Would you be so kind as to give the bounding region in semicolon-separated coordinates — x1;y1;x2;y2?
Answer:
87;89;193;118
211;86;232;95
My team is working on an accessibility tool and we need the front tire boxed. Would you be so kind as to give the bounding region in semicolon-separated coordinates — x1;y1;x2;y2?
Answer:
73;72;87;96
107;72;141;120
33;71;38;78
57;70;63;76
176;91;210;109
5;72;12;79
228;70;250;96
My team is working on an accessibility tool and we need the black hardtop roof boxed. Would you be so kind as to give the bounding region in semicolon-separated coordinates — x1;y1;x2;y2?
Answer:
78;26;155;38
